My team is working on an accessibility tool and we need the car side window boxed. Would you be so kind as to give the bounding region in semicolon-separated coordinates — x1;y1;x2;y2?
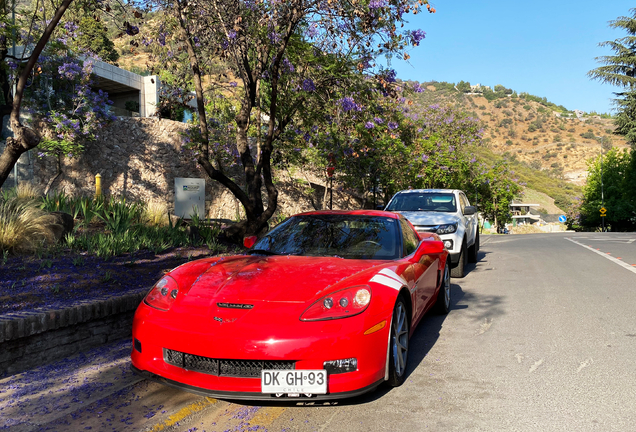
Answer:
400;218;420;257
459;193;468;214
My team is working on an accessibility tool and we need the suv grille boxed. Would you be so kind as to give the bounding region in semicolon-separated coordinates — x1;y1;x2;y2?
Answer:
163;348;296;377
414;225;437;232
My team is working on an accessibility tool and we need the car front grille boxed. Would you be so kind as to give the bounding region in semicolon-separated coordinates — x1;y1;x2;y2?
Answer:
163;348;296;377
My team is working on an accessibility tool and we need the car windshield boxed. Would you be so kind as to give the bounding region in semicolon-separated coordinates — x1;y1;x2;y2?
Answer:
385;192;457;213
249;215;400;260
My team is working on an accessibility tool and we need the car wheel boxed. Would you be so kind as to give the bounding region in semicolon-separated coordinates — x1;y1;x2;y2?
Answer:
387;296;410;387
468;232;480;263
450;239;466;278
435;263;451;314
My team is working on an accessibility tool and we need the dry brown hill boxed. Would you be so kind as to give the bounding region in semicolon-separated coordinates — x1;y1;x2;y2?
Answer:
411;82;630;186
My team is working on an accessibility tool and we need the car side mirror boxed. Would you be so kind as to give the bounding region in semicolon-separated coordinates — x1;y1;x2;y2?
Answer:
464;206;476;216
243;236;258;249
410;238;445;262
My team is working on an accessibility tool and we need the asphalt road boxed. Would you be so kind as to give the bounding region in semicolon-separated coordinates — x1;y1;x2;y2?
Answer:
2;232;636;432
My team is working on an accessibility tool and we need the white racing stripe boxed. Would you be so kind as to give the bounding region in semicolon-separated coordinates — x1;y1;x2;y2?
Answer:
377;268;408;285
566;237;636;275
370;274;403;290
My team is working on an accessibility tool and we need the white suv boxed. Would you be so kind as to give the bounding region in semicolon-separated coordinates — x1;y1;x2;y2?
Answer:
385;189;479;278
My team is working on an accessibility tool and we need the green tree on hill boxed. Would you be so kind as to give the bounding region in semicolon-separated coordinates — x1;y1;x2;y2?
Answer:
73;16;120;64
579;148;636;231
588;8;636;147
456;80;471;93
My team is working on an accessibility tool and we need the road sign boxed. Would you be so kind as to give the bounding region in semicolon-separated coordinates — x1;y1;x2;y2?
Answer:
600;207;607;217
558;215;567;223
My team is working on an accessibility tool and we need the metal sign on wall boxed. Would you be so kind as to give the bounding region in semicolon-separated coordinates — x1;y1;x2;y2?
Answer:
174;178;205;219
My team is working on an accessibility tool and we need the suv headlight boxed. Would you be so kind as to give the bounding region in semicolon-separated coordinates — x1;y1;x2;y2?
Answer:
436;222;458;234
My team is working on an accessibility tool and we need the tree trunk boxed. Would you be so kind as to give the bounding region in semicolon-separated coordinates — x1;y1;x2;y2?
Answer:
0;0;75;189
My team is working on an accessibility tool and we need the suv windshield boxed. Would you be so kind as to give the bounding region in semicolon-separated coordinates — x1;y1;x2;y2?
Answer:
386;192;457;213
249;215;400;260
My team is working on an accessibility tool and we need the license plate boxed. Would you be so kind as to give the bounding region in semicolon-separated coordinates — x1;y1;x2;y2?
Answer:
261;370;327;394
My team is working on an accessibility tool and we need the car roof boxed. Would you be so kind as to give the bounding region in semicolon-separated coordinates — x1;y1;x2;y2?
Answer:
394;189;458;194
294;209;401;219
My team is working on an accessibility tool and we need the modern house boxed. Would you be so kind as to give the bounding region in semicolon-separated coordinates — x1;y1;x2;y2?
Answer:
1;51;162;188
509;202;541;225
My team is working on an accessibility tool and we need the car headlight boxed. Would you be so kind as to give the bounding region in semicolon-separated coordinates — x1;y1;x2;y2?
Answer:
300;286;371;321
144;275;179;311
436;222;458;234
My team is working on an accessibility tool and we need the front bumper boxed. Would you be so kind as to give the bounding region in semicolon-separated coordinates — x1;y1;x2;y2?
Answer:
130;303;391;399
448;251;461;268
131;365;384;401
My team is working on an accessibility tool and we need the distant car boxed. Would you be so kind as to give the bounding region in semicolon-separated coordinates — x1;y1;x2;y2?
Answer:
384;189;479;278
131;210;450;400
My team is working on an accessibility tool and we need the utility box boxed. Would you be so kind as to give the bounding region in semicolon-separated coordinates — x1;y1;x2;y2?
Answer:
174;178;205;219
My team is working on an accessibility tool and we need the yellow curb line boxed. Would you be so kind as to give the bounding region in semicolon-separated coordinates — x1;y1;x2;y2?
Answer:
250;406;287;426
148;397;217;431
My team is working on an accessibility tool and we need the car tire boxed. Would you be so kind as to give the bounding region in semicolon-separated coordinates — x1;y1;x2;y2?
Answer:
435;262;451;314
387;296;410;387
450;239;466;278
468;232;479;263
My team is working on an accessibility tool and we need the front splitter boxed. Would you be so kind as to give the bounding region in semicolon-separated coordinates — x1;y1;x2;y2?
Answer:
131;365;384;401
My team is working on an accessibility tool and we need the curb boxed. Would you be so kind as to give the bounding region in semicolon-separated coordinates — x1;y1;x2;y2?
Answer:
0;289;147;378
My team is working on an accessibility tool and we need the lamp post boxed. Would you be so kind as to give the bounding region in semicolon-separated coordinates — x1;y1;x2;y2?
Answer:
597;136;605;232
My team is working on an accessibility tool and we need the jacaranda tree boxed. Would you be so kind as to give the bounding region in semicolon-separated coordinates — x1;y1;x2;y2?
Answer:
142;0;433;240
0;0;143;189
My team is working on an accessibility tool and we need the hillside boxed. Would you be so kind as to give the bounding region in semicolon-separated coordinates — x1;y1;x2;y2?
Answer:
410;82;629;186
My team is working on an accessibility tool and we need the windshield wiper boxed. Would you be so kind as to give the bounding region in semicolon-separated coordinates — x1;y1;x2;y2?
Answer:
246;249;280;256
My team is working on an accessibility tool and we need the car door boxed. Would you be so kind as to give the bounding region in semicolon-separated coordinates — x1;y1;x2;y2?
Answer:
459;192;476;246
399;218;437;321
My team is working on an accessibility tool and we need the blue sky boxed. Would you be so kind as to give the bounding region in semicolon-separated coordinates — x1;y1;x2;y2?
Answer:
393;1;635;114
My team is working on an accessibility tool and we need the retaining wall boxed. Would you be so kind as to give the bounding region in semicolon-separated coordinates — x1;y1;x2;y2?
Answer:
0;290;146;378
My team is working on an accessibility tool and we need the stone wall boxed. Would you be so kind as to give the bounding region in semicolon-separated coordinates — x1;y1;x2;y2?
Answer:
27;117;363;219
0;290;145;377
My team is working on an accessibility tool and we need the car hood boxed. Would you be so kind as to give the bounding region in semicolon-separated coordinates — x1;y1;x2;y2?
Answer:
179;255;382;305
395;211;460;226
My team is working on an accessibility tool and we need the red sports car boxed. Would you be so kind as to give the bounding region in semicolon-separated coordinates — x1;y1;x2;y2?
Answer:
131;210;450;400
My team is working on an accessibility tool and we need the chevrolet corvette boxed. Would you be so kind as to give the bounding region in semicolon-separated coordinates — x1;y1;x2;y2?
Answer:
131;210;450;400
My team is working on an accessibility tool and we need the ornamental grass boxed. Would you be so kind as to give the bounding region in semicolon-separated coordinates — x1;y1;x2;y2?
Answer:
0;195;59;254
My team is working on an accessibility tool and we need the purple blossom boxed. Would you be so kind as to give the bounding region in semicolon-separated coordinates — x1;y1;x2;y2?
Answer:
409;29;426;46
302;79;315;92
421;154;429;162
281;58;295;73
365;121;375;129
384;69;397;83
58;62;82;80
339;97;362;112
229;82;237;87
388;121;398;130
269;31;281;44
374;117;384;124
307;25;319;38
369;0;388;9
64;21;79;33
228;30;237;40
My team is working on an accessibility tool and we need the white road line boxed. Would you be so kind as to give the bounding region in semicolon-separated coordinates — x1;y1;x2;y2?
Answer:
566;238;636;275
